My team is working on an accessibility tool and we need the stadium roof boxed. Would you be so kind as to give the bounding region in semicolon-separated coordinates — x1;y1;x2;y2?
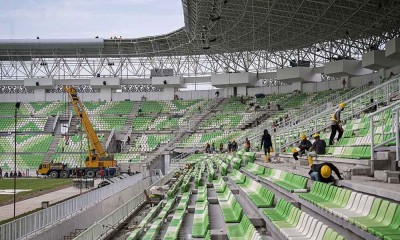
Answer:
0;0;399;59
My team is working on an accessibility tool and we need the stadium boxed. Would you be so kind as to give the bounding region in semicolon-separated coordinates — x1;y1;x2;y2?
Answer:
0;0;400;239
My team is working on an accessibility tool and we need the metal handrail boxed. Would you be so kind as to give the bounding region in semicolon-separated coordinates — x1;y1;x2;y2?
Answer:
73;170;177;240
368;101;400;173
0;172;147;240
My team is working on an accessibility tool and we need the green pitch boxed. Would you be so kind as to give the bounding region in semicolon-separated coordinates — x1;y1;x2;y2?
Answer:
0;178;72;205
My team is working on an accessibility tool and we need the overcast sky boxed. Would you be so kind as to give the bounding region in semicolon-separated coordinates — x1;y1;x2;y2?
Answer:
0;0;184;39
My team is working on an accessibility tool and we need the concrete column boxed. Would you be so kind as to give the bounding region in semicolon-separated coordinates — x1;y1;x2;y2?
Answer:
101;88;112;102
162;87;175;100
34;89;46;102
163;154;170;175
237;86;247;96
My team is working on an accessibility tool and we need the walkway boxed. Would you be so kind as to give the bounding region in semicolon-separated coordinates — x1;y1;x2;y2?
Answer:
0;179;101;222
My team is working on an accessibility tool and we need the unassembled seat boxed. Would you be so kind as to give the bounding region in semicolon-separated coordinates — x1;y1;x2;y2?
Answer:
218;189;243;223
126;203;163;240
229;169;246;184
212;177;227;193
242;162;265;175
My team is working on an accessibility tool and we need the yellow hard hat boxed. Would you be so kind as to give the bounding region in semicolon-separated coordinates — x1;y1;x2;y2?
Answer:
291;148;298;153
321;165;332;178
300;134;306;140
313;133;320;138
339;103;345;109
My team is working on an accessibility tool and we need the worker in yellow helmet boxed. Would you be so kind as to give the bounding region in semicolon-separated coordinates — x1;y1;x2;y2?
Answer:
309;161;343;183
307;133;327;166
329;103;345;145
292;134;312;161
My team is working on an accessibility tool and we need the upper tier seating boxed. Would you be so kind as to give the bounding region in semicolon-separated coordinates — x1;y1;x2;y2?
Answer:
56;134;104;152
179;131;242;147
0;117;48;132
199;113;258;129
0;102;65;116
138;99;209;114
129;134;174;152
88;116;126;131
0;134;52;153
83;101;133;115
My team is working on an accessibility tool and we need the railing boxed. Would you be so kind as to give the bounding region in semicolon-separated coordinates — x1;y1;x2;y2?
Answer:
67;110;73;130
73;170;177;240
0;172;147;240
275;76;400;152
52;113;59;132
105;128;115;151
246;74;386;145
369;101;400;171
121;126;132;150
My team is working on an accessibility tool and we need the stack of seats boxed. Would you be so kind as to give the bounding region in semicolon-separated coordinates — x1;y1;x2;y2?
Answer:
126;203;163;240
299;181;400;239
142;198;175;239
192;200;210;238
263;198;344;240
164;192;190;240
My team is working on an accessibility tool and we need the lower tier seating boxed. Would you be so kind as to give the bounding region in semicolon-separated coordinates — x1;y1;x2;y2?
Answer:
227;215;262;240
263;198;344;240
299;181;400;239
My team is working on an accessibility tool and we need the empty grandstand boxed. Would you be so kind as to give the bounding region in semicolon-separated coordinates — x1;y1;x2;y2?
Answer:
1;0;400;240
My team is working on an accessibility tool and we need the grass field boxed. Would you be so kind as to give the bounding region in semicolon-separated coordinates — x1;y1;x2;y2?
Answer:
0;178;72;206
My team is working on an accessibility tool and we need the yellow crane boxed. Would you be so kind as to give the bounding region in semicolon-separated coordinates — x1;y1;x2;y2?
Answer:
37;86;116;178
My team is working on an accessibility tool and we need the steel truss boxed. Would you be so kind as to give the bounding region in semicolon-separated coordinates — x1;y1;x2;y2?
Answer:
0;32;398;81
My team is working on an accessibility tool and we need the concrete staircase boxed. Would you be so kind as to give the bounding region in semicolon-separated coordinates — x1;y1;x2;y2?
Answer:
124;102;140;131
43;134;62;163
184;98;225;132
68;117;80;134
44;116;56;133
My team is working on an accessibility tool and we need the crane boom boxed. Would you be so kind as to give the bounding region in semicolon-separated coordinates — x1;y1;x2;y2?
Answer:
64;86;106;157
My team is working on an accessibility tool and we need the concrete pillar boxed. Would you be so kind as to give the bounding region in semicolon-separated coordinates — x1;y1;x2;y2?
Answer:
34;89;46;102
162;87;175;100
101;88;112;102
163;153;170;174
237;86;247;96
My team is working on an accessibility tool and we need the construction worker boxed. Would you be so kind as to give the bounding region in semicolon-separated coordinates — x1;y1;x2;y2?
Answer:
261;129;272;162
231;139;238;152
309;162;343;183
307;133;327;166
292;134;312;160
329;103;345;145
